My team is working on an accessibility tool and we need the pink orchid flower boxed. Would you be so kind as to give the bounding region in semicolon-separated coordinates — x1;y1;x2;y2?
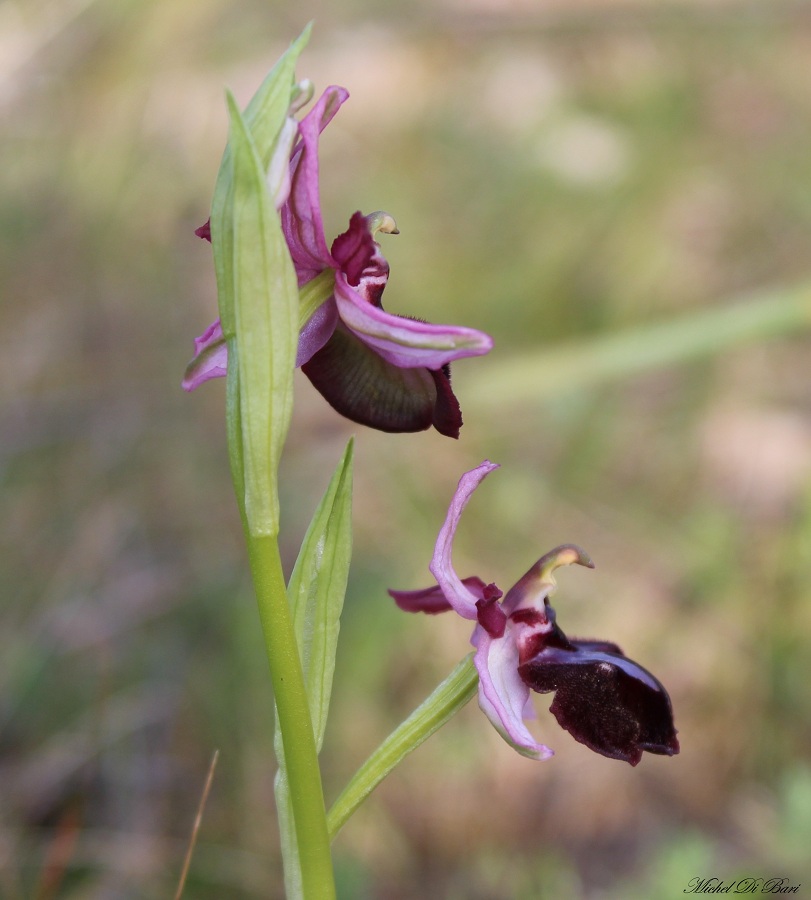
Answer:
390;461;680;764
183;86;493;438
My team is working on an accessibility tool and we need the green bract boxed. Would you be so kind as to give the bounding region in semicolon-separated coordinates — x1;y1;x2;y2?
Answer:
210;27;310;536
210;25;310;338
275;441;354;897
227;95;298;536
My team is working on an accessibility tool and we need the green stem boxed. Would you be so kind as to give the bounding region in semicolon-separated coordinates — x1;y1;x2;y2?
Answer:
327;654;479;840
247;534;335;900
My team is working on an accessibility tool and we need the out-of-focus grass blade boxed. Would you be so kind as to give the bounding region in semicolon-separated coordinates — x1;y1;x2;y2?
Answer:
467;281;811;409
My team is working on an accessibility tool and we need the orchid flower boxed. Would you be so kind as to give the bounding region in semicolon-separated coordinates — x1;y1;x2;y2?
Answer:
390;461;680;765
183;85;493;438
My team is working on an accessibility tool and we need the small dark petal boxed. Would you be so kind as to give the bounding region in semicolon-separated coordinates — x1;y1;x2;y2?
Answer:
302;324;439;433
429;367;463;439
482;582;503;602
519;645;679;765
195;220;212;242
389;576;495;614
330;212;376;287
389;585;452;614
476;595;507;638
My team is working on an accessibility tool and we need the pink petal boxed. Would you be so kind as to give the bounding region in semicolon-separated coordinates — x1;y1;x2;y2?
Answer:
428;461;500;620
333;273;494;369
296;297;339;367
182;318;228;391
473;625;554;761
282;86;349;280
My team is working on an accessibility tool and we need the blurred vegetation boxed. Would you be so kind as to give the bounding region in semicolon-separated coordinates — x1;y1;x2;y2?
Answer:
2;0;811;897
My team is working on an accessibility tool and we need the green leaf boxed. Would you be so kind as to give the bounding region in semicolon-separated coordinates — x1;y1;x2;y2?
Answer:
226;93;299;536
243;23;312;164
288;439;354;750
208;26;311;530
274;439;353;895
210;26;310;338
224;343;245;526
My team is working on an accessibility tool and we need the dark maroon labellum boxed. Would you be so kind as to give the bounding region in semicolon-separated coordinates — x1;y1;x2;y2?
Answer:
517;615;679;766
302;327;464;437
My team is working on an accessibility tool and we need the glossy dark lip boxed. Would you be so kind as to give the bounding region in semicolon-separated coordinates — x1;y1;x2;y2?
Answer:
517;615;680;766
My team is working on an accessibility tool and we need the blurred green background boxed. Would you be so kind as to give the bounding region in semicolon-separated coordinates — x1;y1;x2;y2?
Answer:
2;0;811;897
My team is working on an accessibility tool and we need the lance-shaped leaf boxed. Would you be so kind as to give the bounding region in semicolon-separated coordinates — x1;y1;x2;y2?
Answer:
226;94;299;536
205;28;310;524
327;653;479;839
210;26;311;339
287;439;354;749
274;440;353;896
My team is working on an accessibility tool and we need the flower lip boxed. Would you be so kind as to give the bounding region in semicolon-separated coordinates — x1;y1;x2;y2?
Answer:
517;632;680;765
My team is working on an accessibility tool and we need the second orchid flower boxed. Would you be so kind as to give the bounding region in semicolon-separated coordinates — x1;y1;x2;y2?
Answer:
390;461;680;765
